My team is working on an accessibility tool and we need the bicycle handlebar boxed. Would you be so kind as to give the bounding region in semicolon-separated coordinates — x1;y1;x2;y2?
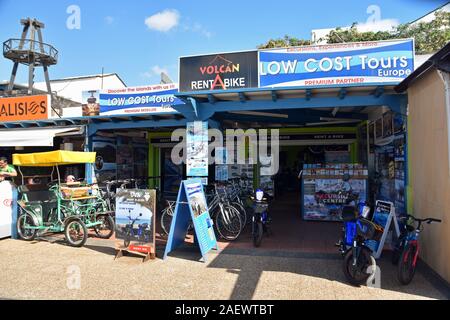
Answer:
406;214;442;224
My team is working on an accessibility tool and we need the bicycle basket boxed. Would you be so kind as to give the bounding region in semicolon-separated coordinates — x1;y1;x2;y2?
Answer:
356;218;384;241
342;205;357;222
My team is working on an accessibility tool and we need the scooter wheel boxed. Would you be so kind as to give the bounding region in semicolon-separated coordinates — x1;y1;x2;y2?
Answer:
343;247;376;286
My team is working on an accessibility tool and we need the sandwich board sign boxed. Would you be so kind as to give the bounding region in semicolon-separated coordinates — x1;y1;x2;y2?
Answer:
163;179;219;262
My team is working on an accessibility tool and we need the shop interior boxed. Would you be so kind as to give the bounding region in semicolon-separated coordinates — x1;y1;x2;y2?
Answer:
207;105;407;251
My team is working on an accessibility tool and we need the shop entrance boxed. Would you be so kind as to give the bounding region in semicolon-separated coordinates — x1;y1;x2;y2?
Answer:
208;104;406;253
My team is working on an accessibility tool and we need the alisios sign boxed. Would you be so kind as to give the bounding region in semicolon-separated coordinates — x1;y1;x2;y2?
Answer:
0;95;49;122
258;39;414;88
99;83;184;116
179;51;259;92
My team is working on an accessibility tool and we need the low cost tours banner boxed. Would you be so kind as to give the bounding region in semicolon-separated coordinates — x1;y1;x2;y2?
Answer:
259;39;414;88
179;51;259;92
99;83;184;115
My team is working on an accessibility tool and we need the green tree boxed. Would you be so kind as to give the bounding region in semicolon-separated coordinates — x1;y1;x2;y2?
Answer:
325;11;450;54
258;35;311;49
258;10;450;54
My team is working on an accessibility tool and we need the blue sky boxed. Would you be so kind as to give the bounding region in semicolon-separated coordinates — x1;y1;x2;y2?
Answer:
0;0;446;86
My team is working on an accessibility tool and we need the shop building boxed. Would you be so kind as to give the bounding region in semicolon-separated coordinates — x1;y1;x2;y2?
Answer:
0;39;417;257
395;42;450;284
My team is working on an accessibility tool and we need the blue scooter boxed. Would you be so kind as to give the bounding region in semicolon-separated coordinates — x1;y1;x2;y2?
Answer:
123;212;151;248
250;189;272;247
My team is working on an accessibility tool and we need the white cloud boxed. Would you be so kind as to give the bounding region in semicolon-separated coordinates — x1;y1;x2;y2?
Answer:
145;9;180;32
141;65;169;79
104;16;114;25
183;21;213;38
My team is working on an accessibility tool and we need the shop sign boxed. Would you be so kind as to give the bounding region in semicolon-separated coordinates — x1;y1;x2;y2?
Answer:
0;95;49;122
179;51;259;92
278;133;357;141
99;83;184;116
186;121;209;177
259;39;414;88
115;189;156;255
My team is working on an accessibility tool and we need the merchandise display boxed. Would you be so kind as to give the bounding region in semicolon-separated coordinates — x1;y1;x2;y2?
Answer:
302;163;368;221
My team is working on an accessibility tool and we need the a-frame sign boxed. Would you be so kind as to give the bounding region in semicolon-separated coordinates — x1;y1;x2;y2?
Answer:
163;179;219;262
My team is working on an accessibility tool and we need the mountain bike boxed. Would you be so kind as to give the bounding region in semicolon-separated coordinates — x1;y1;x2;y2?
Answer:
392;214;441;285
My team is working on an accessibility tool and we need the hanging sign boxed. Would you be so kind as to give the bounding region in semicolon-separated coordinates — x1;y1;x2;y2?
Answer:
186;121;209;177
259;39;414;88
179;51;259;92
164;179;218;262
99;83;184;115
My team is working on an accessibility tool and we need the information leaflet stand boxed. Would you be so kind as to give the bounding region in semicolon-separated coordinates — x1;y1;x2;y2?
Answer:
164;179;219;262
372;200;401;259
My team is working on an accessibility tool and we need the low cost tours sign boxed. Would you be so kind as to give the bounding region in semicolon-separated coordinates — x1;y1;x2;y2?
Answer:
179;51;259;92
99;83;184;116
259;39;414;88
0;95;49;122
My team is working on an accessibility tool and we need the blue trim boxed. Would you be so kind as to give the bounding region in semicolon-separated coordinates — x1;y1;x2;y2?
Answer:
11;186;18;239
175;83;401;97
188;97;199;118
88;119;187;136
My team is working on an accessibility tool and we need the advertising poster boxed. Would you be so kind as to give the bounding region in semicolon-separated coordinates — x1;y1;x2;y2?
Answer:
259;39;414;88
186;121;209;177
0;181;13;238
82;90;100;116
99;83;184;115
179;51;259;92
215;147;228;181
116;143;134;180
0;95;49;122
303;178;366;221
115;189;156;254
93;139;117;182
185;180;217;252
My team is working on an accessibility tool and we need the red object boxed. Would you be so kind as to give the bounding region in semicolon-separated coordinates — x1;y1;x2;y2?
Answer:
129;245;151;254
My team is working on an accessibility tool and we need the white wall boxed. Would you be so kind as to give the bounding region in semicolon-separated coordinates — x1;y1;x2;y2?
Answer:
34;74;126;103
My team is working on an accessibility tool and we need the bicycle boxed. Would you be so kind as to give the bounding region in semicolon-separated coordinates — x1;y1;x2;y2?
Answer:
100;179;139;212
392;214;442;285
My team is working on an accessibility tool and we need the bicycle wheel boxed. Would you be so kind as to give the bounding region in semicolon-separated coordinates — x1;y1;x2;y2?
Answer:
17;213;37;241
215;205;242;241
231;201;247;226
160;207;173;236
397;244;418;285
